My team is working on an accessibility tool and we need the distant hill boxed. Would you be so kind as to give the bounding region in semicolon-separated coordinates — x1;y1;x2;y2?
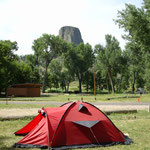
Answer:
59;26;83;45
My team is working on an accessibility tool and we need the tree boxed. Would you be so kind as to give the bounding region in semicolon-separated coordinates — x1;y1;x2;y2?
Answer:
60;67;73;92
0;40;18;67
144;53;150;91
115;3;150;52
82;68;94;93
32;34;68;92
0;40;18;93
20;54;41;83
96;35;122;93
64;43;94;93
124;42;144;93
115;50;129;92
47;57;73;92
12;61;33;84
115;1;150;91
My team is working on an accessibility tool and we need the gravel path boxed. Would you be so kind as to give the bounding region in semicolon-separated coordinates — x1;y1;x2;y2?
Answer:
0;101;150;105
0;101;149;118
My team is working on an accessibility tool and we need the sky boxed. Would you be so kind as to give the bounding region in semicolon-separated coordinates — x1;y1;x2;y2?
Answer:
0;0;143;55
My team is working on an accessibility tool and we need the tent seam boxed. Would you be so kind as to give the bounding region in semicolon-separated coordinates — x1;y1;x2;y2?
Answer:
44;108;50;150
51;102;76;145
84;101;125;140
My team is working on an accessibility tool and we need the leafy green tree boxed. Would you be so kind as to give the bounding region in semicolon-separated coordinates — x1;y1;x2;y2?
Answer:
0;40;18;67
115;1;150;91
144;53;150;91
48;58;61;91
82;68;94;92
124;42;144;92
20;54;41;83
95;44;111;93
60;67;73;92
12;61;33;84
95;35;122;93
32;34;68;92
47;57;73;92
64;43;94;93
115;50;129;92
0;40;18;93
82;65;105;93
115;3;150;51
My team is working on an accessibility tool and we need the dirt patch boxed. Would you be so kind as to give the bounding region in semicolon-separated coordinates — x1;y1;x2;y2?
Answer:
96;105;149;111
0;105;148;118
0;108;40;118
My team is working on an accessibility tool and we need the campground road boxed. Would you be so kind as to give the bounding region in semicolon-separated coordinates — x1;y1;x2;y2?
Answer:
0;101;150;118
0;100;150;106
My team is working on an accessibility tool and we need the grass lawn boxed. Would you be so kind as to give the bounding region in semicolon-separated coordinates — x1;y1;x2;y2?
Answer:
0;111;150;150
0;103;57;109
0;93;150;103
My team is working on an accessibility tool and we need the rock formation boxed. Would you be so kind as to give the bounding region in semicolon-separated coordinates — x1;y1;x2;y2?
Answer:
59;26;83;45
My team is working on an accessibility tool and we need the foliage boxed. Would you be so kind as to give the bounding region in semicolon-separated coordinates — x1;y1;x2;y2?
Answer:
0;40;18;92
115;1;150;91
2;0;150;94
46;57;73;92
95;35;123;93
64;43;94;93
0;40;42;94
115;3;150;51
20;54;41;83
32;34;68;92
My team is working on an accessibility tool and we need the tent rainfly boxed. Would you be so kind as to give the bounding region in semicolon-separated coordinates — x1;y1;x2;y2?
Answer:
13;101;133;149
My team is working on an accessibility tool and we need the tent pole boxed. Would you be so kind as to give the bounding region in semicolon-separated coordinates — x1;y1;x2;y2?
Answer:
44;108;50;150
90;128;100;145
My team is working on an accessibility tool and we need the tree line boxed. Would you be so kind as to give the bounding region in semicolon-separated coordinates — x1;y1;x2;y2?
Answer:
0;0;150;95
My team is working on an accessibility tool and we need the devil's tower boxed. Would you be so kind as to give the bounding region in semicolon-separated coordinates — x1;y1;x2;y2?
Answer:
59;26;83;45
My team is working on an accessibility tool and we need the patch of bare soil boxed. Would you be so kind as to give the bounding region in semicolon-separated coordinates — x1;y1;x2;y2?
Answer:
96;105;148;111
0;108;40;118
0;105;148;118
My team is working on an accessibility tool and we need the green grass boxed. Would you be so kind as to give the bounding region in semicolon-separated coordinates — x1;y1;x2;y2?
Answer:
0;93;150;102
0;103;57;109
0;111;150;150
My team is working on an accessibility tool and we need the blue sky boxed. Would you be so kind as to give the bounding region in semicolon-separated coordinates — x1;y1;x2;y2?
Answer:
0;0;143;55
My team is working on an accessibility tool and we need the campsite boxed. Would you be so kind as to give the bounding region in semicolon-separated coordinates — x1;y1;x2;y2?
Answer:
1;0;150;149
0;93;150;150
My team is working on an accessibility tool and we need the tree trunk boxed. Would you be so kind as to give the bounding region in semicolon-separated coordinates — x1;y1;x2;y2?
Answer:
108;70;115;94
99;84;101;92
36;55;39;67
78;74;82;93
64;85;67;92
42;54;55;93
132;71;136;93
105;74;110;94
67;83;70;92
42;60;49;93
86;84;89;92
118;74;122;93
5;68;9;97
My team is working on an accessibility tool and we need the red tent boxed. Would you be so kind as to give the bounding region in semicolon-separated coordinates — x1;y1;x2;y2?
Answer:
13;101;132;149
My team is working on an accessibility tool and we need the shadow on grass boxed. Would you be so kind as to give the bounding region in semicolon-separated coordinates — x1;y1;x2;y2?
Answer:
0;136;13;150
0;136;40;150
0;146;26;150
0;146;16;150
0;136;25;150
